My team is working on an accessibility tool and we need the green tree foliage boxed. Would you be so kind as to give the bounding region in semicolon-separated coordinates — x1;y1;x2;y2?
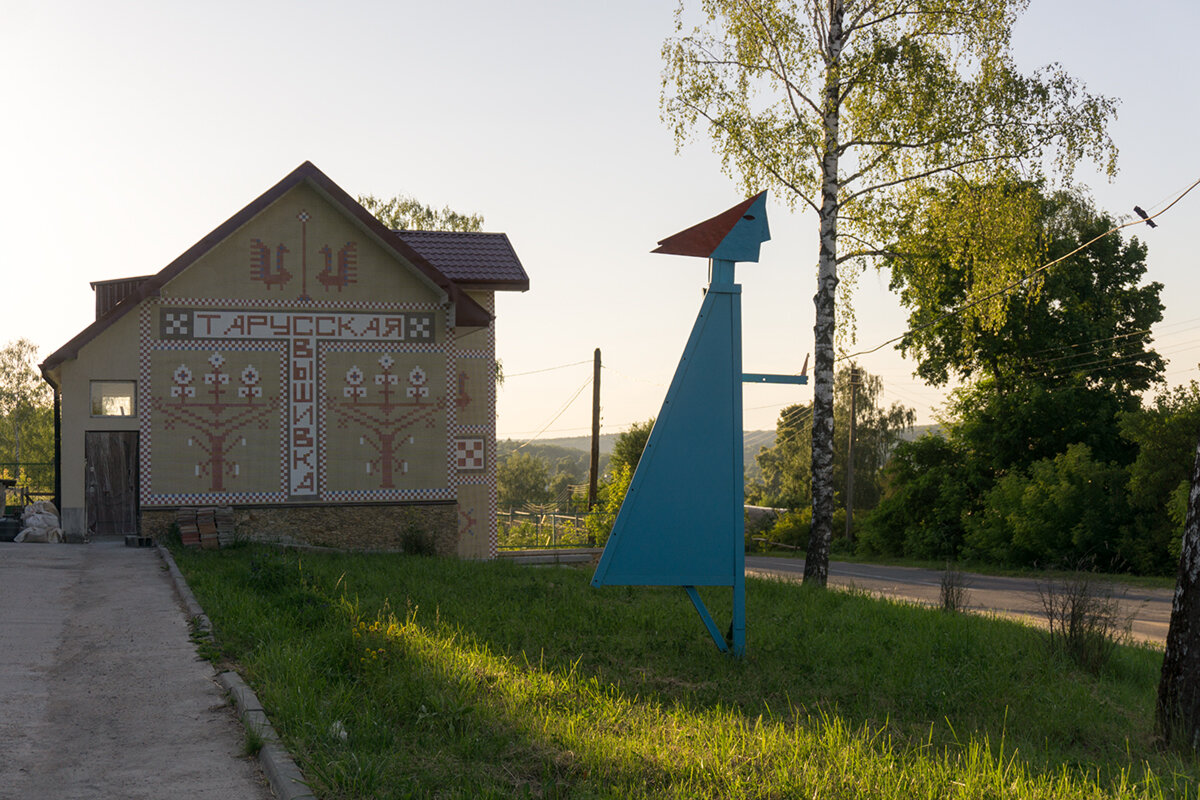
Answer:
496;452;553;511
750;405;812;510
865;192;1168;571
894;187;1162;472
584;422;663;542
1119;382;1200;570
1157;405;1200;749
585;464;632;546
749;366;913;513
860;434;979;560
962;444;1132;569
357;193;484;232
497;441;594;510
0;339;53;490
663;0;1116;585
608;418;654;476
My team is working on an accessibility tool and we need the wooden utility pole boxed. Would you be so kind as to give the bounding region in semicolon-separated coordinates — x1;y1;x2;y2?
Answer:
844;365;859;543
587;348;601;511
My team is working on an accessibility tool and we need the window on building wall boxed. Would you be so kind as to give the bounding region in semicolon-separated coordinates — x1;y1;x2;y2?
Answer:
90;381;136;417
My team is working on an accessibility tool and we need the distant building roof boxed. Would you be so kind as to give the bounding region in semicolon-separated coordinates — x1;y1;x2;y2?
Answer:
89;275;155;320
393;230;529;291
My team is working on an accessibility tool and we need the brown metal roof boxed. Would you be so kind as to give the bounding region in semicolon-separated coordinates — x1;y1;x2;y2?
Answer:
89;275;154;320
393;230;529;291
42;162;505;380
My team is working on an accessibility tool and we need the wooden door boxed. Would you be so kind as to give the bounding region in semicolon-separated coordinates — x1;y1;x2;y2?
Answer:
85;431;139;537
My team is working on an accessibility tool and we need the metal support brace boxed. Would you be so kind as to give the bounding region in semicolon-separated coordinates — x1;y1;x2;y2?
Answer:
684;586;730;653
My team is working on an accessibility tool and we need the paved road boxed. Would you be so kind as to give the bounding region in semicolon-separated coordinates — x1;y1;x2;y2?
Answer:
0;541;271;800
746;556;1174;645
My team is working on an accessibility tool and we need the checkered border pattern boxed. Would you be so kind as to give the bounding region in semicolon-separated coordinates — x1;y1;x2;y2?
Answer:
322;488;455;503
318;339;444;356
139;306;153;499
151;339;302;353
161;296;444;312
448;292;499;557
144;490;288;507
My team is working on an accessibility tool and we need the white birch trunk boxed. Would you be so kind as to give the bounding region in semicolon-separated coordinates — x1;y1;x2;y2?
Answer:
1157;430;1200;748
804;0;843;587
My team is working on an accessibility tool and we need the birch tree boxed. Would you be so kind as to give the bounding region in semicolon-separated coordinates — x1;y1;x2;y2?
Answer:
1158;435;1200;749
662;0;1117;585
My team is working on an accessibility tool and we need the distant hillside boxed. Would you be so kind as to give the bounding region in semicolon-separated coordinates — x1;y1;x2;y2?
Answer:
505;433;621;456
501;431;779;481
495;440;601;482
899;423;943;442
500;424;943;485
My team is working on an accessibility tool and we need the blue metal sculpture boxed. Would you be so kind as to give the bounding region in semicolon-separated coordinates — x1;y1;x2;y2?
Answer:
591;192;807;656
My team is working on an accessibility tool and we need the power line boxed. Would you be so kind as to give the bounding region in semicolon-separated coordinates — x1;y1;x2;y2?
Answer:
838;175;1200;364
601;364;668;387
514;376;593;450
504;360;591;378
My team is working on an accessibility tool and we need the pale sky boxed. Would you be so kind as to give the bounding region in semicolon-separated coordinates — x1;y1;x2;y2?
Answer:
3;1;1198;441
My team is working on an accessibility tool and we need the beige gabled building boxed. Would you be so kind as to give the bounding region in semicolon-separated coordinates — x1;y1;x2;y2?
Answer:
41;162;528;556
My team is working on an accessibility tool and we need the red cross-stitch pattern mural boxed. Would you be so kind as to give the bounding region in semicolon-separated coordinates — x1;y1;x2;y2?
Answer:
328;354;446;489
251;210;360;300
150;353;279;491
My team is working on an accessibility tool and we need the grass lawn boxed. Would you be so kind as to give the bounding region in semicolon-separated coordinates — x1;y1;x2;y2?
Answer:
170;542;1199;799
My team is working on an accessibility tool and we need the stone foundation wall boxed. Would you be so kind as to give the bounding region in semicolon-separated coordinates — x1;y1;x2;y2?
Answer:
140;503;458;555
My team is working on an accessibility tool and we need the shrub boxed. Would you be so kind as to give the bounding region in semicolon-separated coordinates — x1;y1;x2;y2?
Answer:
1037;566;1130;674
584;464;632;546
764;508;811;549
860;435;977;560
963;443;1132;569
400;525;437;556
939;562;970;613
744;509;778;552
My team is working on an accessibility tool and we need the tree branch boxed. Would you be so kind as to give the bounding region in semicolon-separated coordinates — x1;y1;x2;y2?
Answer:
674;98;821;213
737;0;824;118
841;146;1042;203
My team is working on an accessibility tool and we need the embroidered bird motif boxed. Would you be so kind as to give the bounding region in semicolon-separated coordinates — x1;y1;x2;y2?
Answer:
317;241;358;291
456;370;471;409
1133;206;1158;228
249;239;292;288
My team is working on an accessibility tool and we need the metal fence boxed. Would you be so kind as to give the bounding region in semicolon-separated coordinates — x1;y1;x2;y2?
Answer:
0;462;54;508
497;510;593;549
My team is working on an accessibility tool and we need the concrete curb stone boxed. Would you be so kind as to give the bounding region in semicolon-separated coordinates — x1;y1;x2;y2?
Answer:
218;672;317;800
157;542;212;636
157;543;317;800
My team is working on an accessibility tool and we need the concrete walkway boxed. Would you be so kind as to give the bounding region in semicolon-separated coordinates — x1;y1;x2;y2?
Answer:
0;540;271;800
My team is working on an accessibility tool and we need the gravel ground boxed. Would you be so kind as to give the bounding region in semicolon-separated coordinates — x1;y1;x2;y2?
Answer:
0;540;272;800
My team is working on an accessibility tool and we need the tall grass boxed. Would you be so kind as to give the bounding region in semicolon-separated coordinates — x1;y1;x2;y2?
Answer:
172;544;1199;799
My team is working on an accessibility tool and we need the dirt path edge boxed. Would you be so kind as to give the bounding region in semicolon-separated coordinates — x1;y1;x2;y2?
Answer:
157;543;317;800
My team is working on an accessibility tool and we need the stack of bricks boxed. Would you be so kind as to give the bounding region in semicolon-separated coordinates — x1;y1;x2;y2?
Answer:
176;507;201;547
215;507;236;548
197;507;219;550
177;506;236;548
